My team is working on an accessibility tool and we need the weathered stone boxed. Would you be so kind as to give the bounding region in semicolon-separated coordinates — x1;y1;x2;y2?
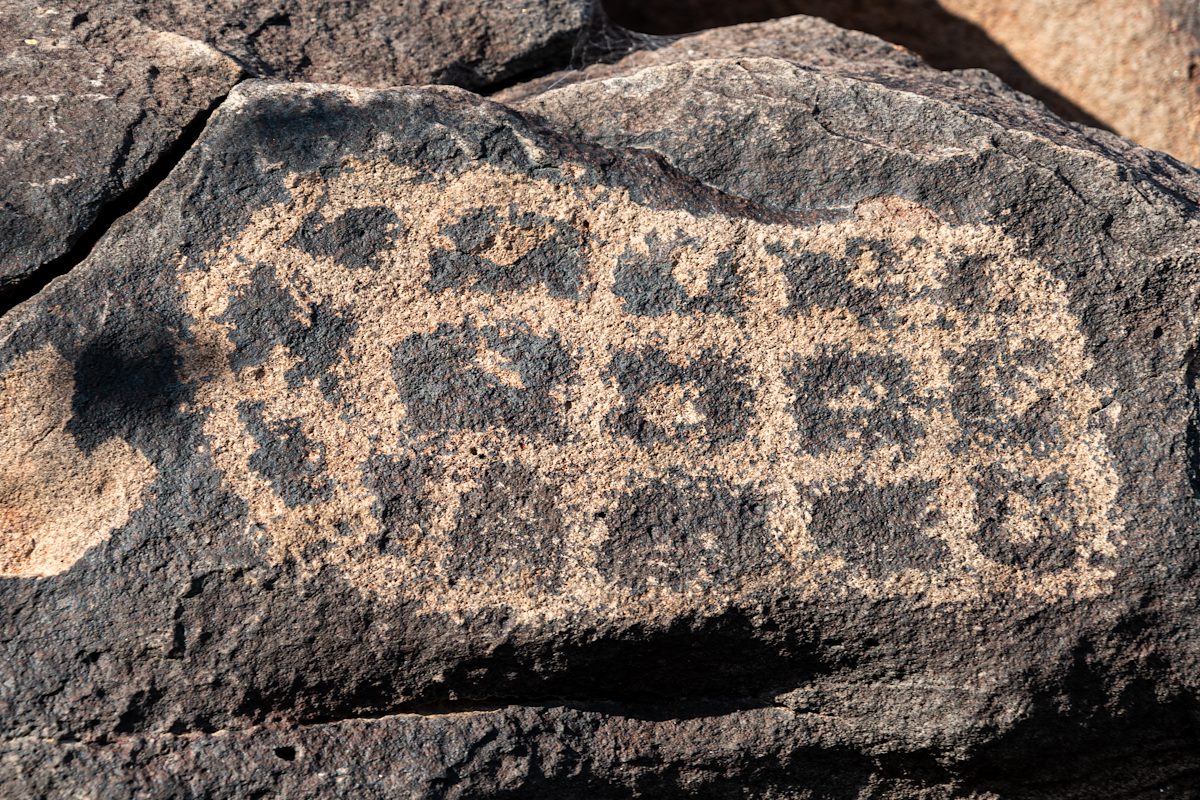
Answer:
0;3;242;288
603;0;1200;164
5;703;1198;797
128;0;597;89
1;27;1200;799
503;14;1149;172
498;14;927;103
509;23;1192;212
1;0;595;292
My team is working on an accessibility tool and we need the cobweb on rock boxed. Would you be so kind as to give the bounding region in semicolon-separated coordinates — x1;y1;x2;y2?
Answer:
569;5;677;70
517;4;677;95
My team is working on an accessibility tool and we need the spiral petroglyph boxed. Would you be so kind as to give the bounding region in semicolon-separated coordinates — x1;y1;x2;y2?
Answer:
174;157;1122;614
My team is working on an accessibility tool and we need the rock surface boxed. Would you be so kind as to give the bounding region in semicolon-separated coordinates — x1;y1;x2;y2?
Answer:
2;14;1200;800
498;14;927;103
0;0;595;293
932;0;1200;164
500;12;1121;146
5;703;1198;797
603;0;1200;164
0;3;242;289
129;0;597;89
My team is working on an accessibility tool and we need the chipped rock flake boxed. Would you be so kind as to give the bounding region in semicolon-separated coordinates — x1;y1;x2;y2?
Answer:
0;346;156;576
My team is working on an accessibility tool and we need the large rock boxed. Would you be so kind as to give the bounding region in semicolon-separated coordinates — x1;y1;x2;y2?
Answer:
0;3;242;290
500;13;1124;148
507;16;1178;210
603;0;1200;164
0;0;595;294
128;0;597;89
2;29;1200;799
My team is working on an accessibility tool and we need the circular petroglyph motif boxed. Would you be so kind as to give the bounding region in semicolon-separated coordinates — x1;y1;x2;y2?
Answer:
178;157;1121;613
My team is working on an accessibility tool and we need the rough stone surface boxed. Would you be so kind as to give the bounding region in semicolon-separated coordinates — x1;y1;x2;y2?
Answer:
498;14;928;103
5;704;1199;798
129;0;597;89
603;0;1200;164
1;0;595;292
500;12;1126;152
2;20;1200;800
0;3;242;288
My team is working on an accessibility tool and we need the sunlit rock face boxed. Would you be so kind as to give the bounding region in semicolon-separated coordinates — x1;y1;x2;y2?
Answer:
175;158;1119;610
602;2;1200;164
1;39;1199;798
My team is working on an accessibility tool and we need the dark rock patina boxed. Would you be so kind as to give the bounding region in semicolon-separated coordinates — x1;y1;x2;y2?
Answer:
1;16;1200;799
0;3;242;288
1;0;597;292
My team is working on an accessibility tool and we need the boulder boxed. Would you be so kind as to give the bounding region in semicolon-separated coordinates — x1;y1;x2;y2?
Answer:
0;0;595;295
603;0;1200;164
2;21;1200;799
499;13;1118;145
127;0;597;90
0;4;241;290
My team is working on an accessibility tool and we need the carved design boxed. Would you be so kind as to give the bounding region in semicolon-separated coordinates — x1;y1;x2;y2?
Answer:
175;158;1122;611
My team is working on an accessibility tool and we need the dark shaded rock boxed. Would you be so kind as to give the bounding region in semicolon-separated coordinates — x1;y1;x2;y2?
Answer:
0;3;242;287
129;0;598;90
1;0;596;291
2;21;1200;797
6;702;1198;798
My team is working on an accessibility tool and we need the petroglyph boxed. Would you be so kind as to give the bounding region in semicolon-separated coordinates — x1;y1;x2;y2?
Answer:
174;157;1122;615
0;346;158;577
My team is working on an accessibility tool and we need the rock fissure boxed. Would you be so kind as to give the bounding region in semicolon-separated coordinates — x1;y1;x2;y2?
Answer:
0;84;240;319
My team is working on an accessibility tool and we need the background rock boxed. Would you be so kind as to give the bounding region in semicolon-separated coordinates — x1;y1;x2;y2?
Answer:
602;0;1200;164
497;14;927;103
498;12;1130;150
128;0;598;89
0;3;241;290
0;0;596;299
